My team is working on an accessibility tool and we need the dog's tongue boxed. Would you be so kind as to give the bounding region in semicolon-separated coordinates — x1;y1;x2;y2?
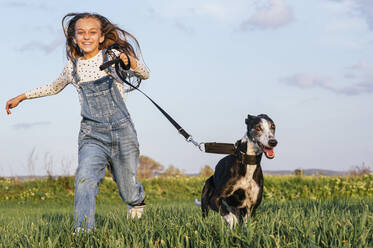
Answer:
263;147;275;158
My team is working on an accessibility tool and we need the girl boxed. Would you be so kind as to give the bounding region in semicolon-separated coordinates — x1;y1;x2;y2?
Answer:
5;12;149;232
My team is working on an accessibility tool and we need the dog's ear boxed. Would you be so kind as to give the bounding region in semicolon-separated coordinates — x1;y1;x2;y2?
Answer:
258;114;269;119
235;139;247;153
245;114;255;125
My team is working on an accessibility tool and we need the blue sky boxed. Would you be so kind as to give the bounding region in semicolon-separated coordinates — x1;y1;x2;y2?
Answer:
1;0;372;176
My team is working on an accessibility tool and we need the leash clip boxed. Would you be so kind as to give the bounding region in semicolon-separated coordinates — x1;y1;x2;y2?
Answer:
187;136;204;152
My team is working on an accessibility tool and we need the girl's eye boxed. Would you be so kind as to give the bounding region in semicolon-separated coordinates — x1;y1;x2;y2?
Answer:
255;126;262;131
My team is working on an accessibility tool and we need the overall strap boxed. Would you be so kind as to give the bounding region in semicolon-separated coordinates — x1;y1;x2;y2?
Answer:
72;58;80;84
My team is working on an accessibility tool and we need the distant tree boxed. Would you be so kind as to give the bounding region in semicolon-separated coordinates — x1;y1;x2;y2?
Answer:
349;162;371;177
294;169;304;176
161;165;185;177
137;155;164;179
200;165;214;177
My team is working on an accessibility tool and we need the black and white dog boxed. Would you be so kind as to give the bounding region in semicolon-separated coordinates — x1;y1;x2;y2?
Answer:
198;114;277;228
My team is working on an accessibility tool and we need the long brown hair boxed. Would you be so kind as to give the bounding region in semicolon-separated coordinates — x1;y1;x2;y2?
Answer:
62;12;142;61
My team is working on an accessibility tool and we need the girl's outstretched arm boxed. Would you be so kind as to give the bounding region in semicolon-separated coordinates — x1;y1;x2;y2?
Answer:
25;62;72;100
5;62;72;115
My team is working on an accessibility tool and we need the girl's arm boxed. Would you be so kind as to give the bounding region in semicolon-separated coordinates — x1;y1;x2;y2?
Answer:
5;62;72;115
25;62;72;99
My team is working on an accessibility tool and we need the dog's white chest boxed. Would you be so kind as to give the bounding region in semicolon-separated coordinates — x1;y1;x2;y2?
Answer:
235;165;260;206
239;165;256;187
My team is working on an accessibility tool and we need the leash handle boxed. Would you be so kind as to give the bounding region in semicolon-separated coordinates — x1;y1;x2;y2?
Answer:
99;53;131;71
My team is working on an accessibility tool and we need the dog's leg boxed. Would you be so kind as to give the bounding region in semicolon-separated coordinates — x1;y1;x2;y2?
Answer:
209;194;223;213
221;200;240;229
222;213;238;229
201;176;214;218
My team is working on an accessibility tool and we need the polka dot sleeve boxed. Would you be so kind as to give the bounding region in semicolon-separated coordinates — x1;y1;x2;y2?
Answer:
25;62;73;99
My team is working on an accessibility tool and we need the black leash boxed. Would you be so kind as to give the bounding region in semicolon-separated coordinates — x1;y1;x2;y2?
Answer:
100;48;203;150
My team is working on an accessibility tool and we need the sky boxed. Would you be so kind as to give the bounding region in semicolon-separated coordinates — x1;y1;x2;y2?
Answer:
1;0;373;176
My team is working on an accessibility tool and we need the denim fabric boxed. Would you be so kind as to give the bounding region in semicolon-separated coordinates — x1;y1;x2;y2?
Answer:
74;72;145;230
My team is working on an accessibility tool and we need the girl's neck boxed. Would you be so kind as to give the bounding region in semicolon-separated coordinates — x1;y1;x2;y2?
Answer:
81;50;100;60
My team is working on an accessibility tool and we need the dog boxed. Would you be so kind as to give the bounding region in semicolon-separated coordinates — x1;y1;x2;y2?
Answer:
197;114;277;228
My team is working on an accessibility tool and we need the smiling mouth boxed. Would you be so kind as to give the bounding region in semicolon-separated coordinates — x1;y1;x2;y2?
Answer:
258;143;275;159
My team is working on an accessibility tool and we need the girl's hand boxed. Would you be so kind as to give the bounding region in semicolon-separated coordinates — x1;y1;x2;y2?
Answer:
5;94;26;115
120;53;137;70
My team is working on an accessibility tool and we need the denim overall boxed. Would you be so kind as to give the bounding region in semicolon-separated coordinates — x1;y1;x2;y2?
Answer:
73;51;145;230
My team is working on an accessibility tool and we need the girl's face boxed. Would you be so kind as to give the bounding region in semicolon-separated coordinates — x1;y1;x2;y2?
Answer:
73;17;104;59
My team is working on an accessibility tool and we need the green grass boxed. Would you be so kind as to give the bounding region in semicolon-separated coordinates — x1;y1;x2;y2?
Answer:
1;174;372;203
0;199;372;247
0;176;372;247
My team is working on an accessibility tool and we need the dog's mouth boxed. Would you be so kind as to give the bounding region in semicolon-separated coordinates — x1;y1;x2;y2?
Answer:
258;143;275;159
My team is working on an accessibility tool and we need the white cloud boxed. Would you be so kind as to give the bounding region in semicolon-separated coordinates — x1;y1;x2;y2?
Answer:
281;73;332;89
146;0;293;31
327;0;373;31
347;61;373;83
12;121;51;130
199;2;228;20
2;1;50;10
147;0;253;20
354;0;373;30
240;0;294;30
281;62;373;95
319;0;373;49
174;21;194;34
18;37;64;54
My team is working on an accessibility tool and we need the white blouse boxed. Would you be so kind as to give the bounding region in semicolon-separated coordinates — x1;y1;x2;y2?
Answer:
25;50;149;103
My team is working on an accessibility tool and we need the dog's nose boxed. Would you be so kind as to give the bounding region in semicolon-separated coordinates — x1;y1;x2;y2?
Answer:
268;139;278;147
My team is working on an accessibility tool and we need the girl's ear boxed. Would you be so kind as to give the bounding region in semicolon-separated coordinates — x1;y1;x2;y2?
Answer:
99;34;104;44
73;37;77;44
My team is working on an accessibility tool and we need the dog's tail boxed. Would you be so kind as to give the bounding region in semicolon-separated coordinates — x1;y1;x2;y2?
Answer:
201;176;215;218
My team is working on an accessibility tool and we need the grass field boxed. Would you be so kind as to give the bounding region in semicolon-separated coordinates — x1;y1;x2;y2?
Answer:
0;176;372;247
0;199;372;247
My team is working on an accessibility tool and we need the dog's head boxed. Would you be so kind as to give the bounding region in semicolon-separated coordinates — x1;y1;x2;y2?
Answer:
244;114;278;159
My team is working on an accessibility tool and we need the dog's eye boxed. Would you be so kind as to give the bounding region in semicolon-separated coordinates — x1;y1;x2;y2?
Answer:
255;126;262;131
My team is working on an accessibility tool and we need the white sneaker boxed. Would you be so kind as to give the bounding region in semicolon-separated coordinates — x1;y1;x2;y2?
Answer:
127;204;145;219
